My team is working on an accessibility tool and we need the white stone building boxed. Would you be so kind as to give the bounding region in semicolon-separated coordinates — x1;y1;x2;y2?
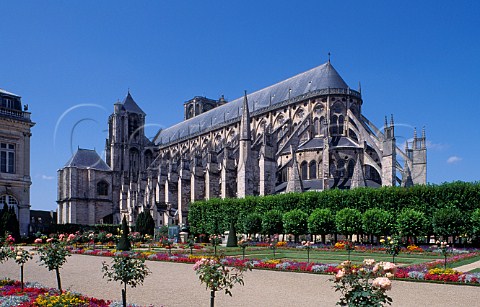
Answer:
0;88;34;236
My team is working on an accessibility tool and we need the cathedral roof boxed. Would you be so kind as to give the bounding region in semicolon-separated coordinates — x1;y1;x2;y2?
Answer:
122;92;145;115
64;148;111;171
154;61;351;145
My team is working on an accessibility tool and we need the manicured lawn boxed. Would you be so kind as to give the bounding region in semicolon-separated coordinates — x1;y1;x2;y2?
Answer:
469;268;480;273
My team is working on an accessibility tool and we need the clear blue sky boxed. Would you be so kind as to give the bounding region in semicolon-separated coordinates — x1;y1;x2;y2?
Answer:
1;1;479;211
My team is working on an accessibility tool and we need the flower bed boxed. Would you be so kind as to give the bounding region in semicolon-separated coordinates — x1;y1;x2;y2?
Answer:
68;247;480;285
0;279;150;307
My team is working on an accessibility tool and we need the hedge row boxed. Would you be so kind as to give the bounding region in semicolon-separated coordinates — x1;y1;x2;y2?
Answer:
188;181;480;236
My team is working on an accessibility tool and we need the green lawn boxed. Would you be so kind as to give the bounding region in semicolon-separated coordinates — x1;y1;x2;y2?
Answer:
469;268;480;273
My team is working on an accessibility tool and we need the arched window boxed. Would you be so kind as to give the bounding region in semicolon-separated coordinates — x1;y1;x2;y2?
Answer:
97;181;109;196
338;115;344;135
0;195;18;217
300;161;308;180
313;118;320;136
309;161;317;179
330;115;338;135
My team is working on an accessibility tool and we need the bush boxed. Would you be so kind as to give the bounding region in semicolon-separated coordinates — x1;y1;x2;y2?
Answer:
283;209;308;242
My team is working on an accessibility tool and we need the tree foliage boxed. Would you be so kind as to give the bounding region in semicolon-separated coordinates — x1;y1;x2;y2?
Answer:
362;208;393;237
432;206;465;239
242;212;263;236
396;209;428;238
283;209;308;241
308;208;335;236
335;208;362;237
135;211;155;236
117;216;131;251
261;210;283;235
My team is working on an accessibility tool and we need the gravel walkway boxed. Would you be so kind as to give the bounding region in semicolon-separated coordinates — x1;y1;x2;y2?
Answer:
1;253;479;307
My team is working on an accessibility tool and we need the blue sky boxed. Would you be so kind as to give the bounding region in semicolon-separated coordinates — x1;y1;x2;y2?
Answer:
1;1;479;211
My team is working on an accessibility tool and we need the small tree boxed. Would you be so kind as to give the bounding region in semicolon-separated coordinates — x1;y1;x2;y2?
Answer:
283;209;308;243
335;208;362;241
362;208;393;244
135;211;155;236
432;207;464;244
194;255;251;307
14;247;33;291
102;253;151;307
396;209;428;244
226;222;238;247
261;210;283;237
242;213;263;238
308;208;335;244
117;216;131;251
37;240;71;292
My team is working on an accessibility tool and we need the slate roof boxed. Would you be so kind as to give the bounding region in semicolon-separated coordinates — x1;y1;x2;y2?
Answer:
0;88;20;97
154;61;350;145
64;148;111;171
122;92;145;115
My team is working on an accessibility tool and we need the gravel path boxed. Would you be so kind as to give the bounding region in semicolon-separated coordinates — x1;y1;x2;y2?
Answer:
1;253;479;307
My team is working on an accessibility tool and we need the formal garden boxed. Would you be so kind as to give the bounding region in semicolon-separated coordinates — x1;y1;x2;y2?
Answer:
1;182;480;306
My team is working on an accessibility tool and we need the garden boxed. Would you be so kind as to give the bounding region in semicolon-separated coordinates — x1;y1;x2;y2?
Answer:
1;182;480;306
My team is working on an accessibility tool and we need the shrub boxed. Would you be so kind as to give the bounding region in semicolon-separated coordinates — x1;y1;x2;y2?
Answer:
242;213;263;237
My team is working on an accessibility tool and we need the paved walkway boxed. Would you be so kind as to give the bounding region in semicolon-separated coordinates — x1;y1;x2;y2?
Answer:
1;253;479;307
453;259;480;272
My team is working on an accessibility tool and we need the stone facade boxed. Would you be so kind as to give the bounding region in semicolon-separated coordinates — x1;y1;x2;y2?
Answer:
0;88;34;236
59;61;427;227
57;149;116;224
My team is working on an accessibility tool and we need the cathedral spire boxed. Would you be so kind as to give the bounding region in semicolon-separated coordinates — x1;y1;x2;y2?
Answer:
240;91;251;141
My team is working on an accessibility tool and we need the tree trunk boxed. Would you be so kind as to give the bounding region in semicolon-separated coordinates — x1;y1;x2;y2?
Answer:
321;234;326;244
210;290;215;307
55;267;62;292
20;265;24;291
123;284;127;307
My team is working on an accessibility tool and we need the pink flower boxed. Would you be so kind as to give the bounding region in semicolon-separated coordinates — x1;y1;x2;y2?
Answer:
34;238;43;244
382;262;397;274
59;234;65;241
67;234;76;242
46;238;54;243
335;269;345;281
6;235;15;243
372;277;392;290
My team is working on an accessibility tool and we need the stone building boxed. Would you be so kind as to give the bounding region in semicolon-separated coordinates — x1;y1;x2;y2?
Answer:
0;88;34;236
58;61;427;227
57;148;116;224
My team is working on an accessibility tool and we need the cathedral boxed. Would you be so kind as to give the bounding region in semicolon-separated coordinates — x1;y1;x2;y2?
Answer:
57;60;427;226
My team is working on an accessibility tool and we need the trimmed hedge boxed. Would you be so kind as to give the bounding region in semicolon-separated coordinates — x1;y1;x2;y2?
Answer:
189;181;480;238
